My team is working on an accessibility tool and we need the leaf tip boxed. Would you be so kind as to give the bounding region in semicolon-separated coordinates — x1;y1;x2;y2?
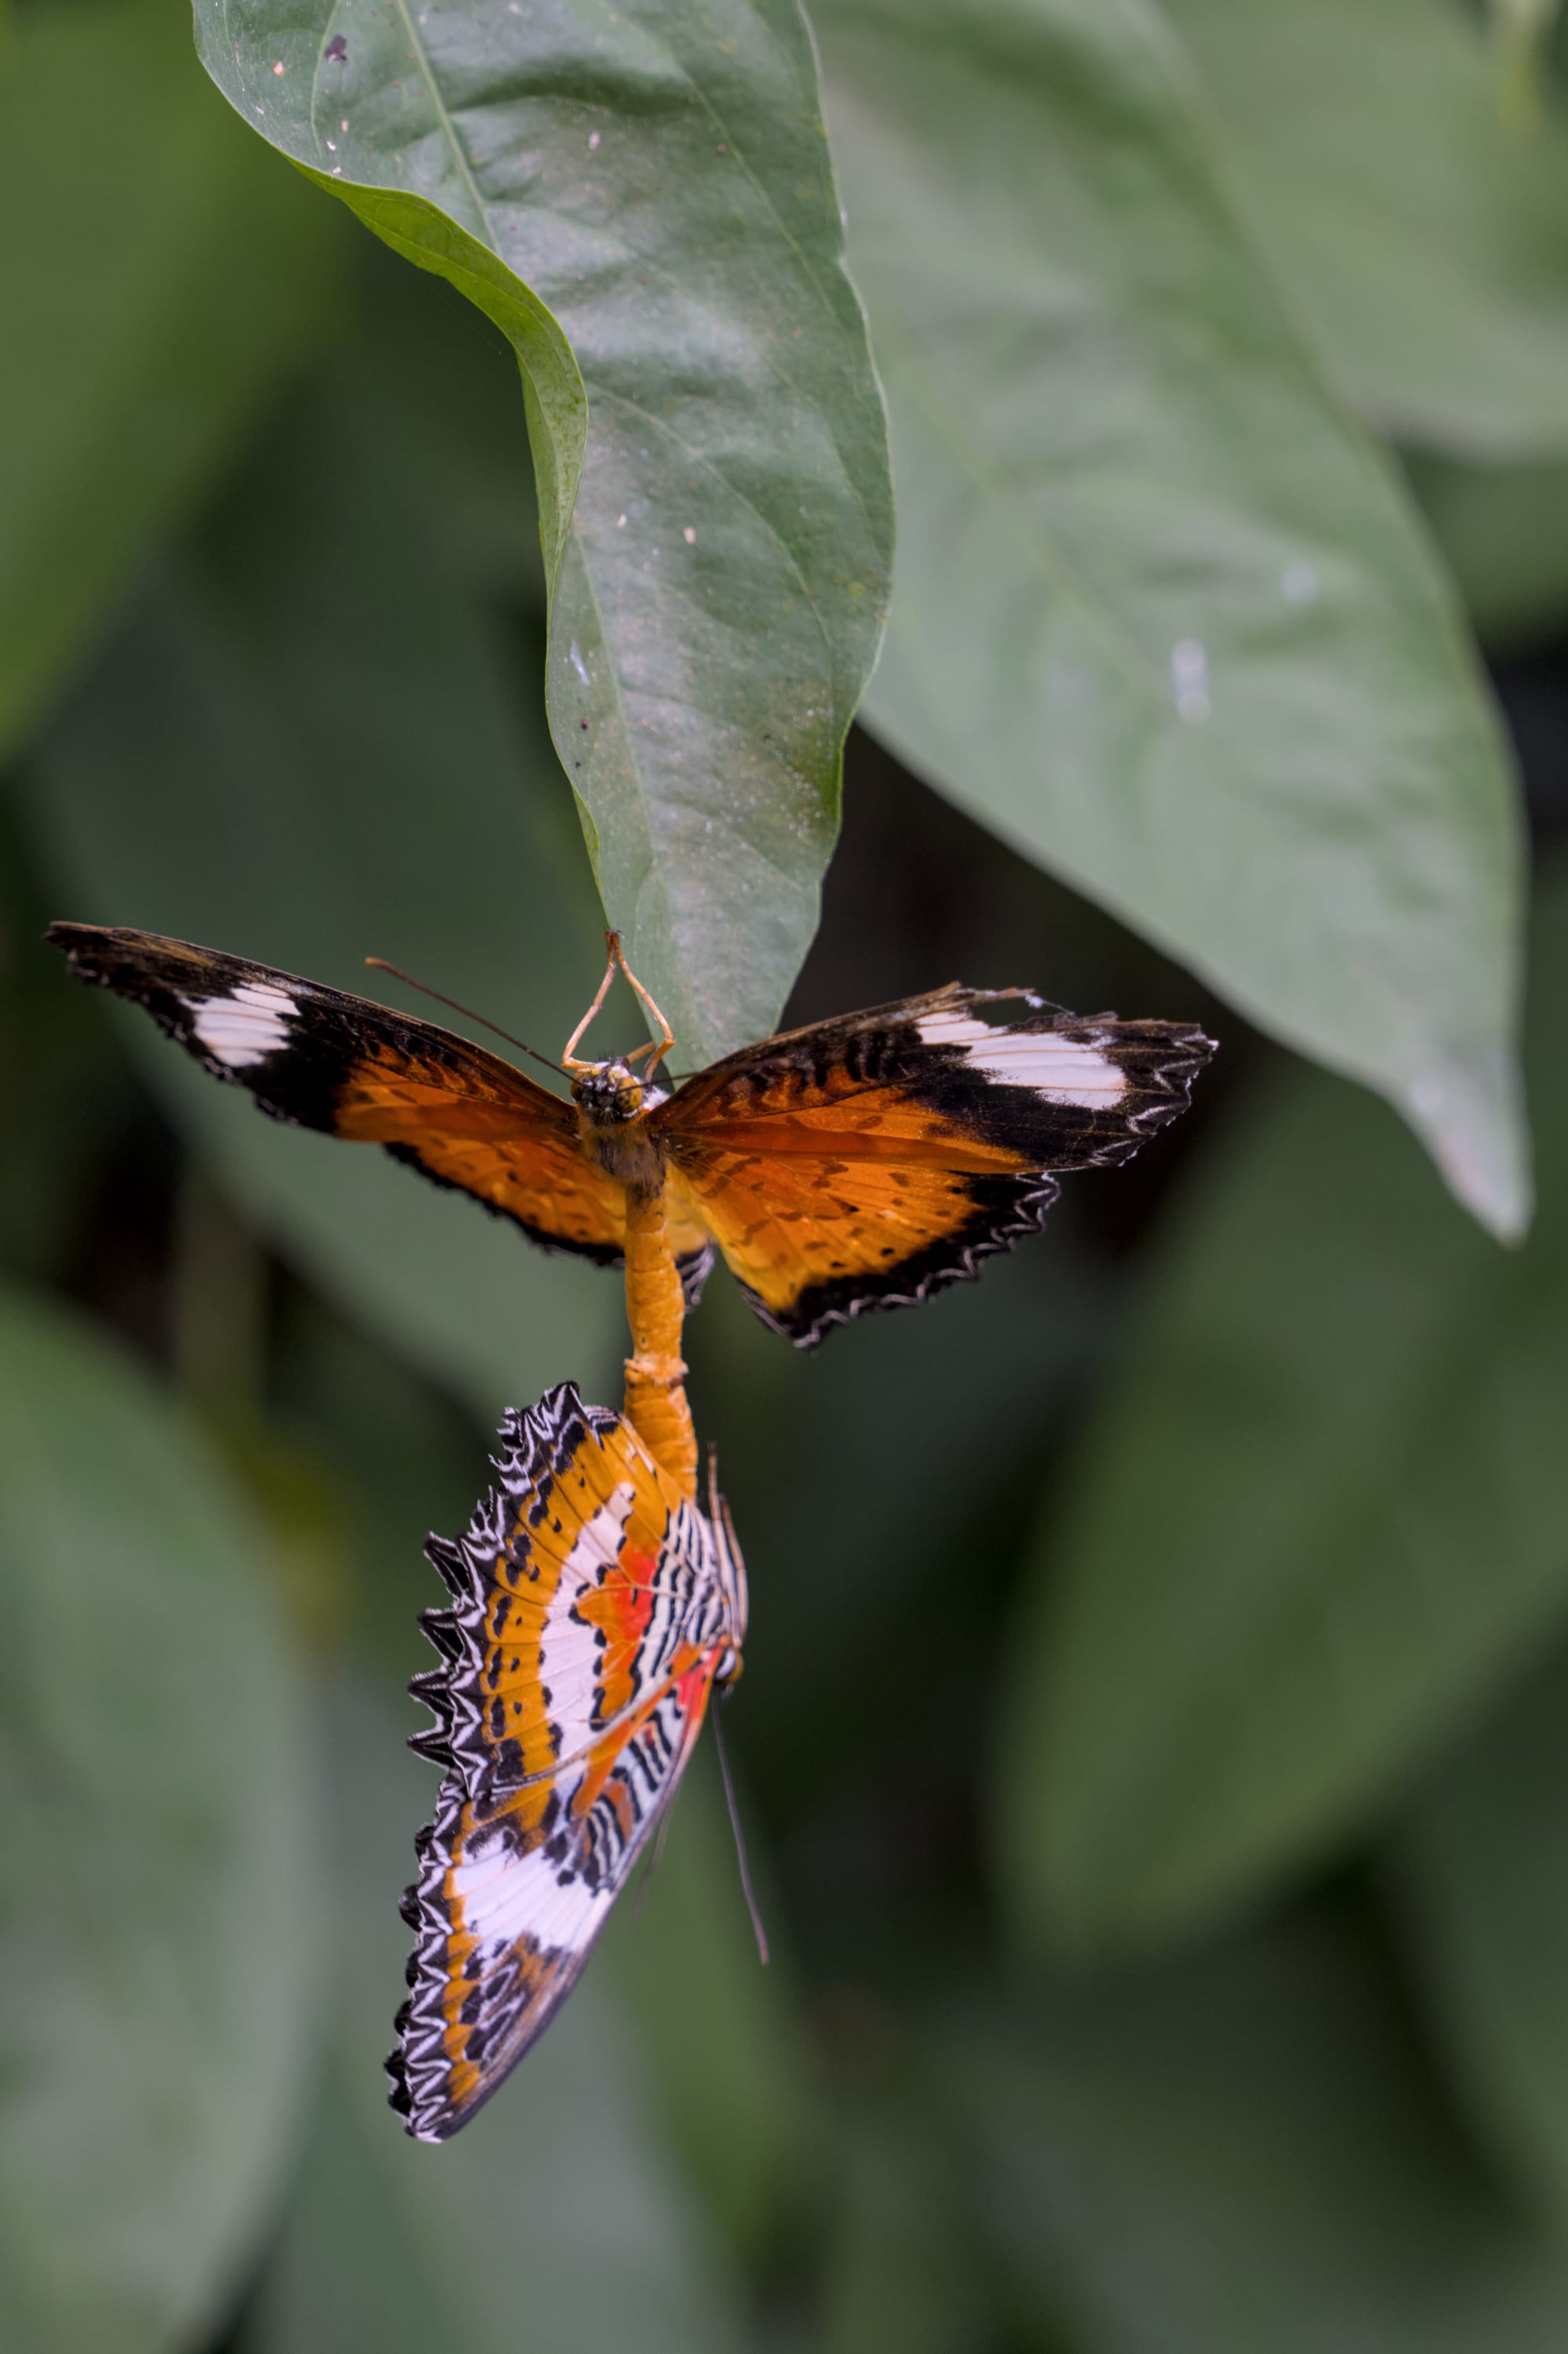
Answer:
1396;1053;1534;1244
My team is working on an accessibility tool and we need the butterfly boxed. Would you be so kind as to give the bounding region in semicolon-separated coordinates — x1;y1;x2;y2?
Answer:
47;923;1216;1348
389;1381;748;2141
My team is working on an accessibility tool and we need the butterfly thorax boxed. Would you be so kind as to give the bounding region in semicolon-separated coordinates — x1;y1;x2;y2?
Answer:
570;1059;670;1191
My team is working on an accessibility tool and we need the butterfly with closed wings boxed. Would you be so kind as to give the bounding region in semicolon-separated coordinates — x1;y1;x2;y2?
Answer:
391;1382;749;2142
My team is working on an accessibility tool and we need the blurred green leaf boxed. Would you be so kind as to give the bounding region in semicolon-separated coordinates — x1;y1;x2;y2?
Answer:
996;867;1568;1960
245;1684;746;2354
0;0;342;766
351;249;546;607
193;0;894;1071
274;1295;491;1682
1489;1;1564;133
949;1917;1568;2353
816;0;1530;1238
1406;447;1568;652
601;1749;814;2264
812;2098;991;2354
1164;0;1568;457
0;798;132;1282
0;1283;317;2354
18;373;623;1422
1392;1635;1568;2228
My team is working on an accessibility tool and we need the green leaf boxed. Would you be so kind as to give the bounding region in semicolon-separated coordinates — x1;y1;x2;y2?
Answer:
815;0;1530;1237
353;247;549;606
948;1918;1568;2354
0;797;134;1284
811;2098;992;2354
245;1684;746;2354
1407;447;1568;652
0;1284;316;2354
995;866;1568;1960
600;1752;815;2263
1391;1634;1568;2228
1489;0;1565;136
194;0;894;1070
0;0;343;766
1163;0;1568;459
18;372;624;1422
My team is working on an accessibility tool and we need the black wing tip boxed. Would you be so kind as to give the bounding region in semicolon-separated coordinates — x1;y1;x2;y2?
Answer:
44;919;129;981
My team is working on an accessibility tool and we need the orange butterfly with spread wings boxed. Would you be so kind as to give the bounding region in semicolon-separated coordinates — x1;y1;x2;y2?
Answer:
47;923;1215;1351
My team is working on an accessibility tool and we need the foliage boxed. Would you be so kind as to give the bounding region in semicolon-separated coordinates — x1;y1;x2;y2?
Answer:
5;0;1568;2349
194;0;894;1070
817;0;1529;1237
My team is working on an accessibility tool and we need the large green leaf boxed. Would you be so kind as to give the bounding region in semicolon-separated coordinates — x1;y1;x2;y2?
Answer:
600;1752;814;2262
0;1284;316;2354
1163;0;1568;461
1392;1635;1568;2228
814;0;1529;1237
19;374;623;1422
811;2098;990;2354
0;0;341;766
1408;447;1568;652
995;868;1568;1960
0;797;134;1285
245;1685;745;2354
194;0;894;1070
949;1919;1568;2353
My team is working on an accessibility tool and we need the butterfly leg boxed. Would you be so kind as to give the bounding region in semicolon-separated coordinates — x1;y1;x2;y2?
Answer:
622;1182;698;1499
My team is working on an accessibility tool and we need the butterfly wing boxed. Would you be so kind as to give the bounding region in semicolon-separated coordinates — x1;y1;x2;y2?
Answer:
656;984;1215;1346
45;922;638;1270
388;1384;739;2141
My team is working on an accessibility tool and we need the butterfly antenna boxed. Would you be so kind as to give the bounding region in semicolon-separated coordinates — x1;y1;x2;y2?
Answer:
363;958;566;1077
711;1705;770;1966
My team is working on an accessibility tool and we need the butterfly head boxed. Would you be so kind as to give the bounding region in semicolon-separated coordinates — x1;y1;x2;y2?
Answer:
568;1059;661;1124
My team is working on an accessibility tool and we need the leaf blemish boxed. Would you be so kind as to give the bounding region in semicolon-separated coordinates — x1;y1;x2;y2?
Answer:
1171;639;1210;725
